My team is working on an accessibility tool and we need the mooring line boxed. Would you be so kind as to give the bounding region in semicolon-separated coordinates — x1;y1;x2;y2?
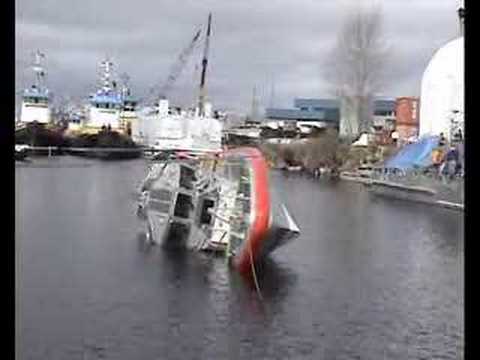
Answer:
249;241;263;301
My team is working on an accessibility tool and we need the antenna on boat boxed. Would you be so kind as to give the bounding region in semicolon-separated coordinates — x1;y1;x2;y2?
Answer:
198;12;212;117
120;72;131;97
99;57;114;94
32;50;46;90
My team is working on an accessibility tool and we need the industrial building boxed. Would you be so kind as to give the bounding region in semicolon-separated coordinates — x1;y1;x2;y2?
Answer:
265;97;396;135
265;98;340;131
395;97;420;144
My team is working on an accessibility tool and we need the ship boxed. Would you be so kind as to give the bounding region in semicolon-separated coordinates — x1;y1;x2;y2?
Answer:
64;60;142;159
138;148;300;274
15;52;67;155
136;13;300;276
19;50;51;125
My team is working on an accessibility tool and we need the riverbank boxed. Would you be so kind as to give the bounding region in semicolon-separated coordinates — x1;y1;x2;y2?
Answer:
259;129;397;175
15;123;142;160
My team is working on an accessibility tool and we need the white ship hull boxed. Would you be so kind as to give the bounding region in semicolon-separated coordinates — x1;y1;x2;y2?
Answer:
88;107;121;129
20;102;51;124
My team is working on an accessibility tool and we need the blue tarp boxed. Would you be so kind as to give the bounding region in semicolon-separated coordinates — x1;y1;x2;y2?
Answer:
383;136;440;170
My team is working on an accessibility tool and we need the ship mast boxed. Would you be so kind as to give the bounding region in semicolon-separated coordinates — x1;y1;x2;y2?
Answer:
32;50;46;91
98;58;114;94
120;72;131;97
198;13;212;117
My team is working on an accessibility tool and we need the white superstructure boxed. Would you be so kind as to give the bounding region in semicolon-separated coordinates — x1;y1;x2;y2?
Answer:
136;99;222;152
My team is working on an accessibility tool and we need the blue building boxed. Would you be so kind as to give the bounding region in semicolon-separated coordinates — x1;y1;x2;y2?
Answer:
265;98;340;127
265;98;396;129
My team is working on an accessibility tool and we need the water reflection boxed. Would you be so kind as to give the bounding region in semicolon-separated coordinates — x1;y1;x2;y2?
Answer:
137;230;297;308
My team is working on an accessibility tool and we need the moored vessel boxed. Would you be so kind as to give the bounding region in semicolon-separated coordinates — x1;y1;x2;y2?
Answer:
19;51;52;125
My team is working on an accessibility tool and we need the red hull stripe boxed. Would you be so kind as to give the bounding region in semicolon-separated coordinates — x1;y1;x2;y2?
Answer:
226;147;271;274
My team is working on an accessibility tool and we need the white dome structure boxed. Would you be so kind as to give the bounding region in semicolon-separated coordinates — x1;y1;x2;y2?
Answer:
419;36;464;140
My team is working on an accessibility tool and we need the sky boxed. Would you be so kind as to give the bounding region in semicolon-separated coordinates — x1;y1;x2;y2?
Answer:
15;0;462;113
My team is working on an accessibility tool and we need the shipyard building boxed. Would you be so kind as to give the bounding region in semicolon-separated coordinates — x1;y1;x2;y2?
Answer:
265;98;396;135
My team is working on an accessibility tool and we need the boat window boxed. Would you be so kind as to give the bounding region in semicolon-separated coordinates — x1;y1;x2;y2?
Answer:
199;199;215;224
179;165;196;190
150;189;172;202
147;200;171;214
173;193;193;219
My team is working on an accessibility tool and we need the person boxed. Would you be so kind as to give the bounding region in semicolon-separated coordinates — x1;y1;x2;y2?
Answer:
431;146;444;175
456;141;464;176
443;145;459;180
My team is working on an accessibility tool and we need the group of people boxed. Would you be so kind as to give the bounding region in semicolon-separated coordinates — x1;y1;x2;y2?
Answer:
431;132;464;180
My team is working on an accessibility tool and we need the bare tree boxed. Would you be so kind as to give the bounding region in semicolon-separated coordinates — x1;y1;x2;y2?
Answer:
325;3;389;139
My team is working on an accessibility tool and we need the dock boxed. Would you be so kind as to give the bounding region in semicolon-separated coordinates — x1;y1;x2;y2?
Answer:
366;179;463;212
15;146;144;159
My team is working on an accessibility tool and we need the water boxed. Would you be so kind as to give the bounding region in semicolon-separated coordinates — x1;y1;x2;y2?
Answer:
16;156;464;359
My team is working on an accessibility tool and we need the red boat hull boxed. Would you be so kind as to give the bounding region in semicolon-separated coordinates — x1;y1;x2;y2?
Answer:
225;147;272;274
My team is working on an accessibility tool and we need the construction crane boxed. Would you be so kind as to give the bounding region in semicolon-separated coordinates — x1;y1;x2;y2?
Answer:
198;13;212;117
154;28;202;101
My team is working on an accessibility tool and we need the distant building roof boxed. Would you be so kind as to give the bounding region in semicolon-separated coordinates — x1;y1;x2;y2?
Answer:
265;108;326;120
294;98;340;109
295;98;395;112
374;99;396;113
266;97;396;122
265;108;340;123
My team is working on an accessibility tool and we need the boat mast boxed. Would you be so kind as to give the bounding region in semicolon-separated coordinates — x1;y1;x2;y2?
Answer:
32;50;46;91
198;13;212;117
99;58;114;94
120;72;131;97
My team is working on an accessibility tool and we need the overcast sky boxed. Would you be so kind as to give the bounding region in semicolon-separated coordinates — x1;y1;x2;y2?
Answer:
15;0;462;112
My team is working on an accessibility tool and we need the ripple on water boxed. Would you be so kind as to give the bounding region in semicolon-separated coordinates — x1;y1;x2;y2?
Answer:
16;160;463;359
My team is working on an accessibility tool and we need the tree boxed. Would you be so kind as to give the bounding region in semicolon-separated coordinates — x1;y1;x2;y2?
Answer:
325;2;389;140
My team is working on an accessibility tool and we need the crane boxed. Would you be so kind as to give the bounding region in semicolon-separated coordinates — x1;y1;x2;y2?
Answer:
153;28;202;102
198;13;212;116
